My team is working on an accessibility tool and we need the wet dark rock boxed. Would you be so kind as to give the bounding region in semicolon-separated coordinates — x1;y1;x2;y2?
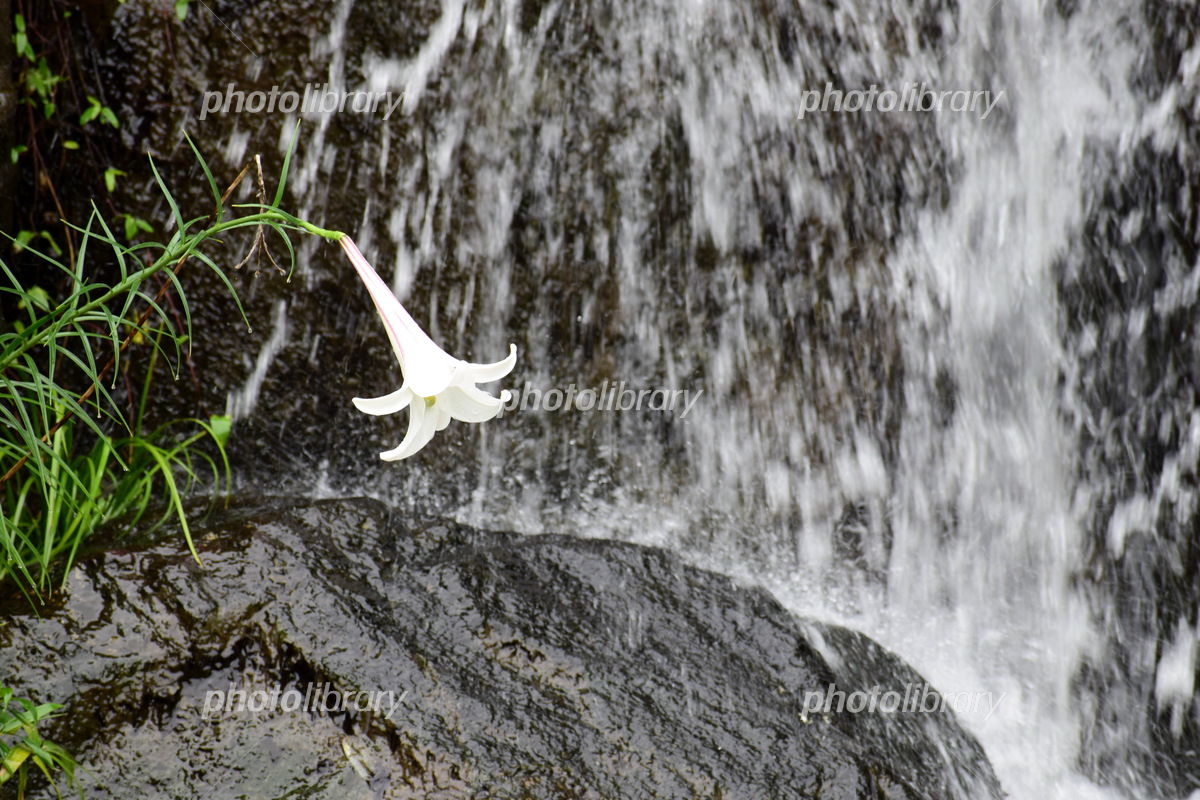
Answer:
0;497;1001;799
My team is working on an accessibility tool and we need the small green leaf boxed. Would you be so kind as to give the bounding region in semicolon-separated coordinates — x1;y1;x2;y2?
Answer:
103;167;126;193
62;140;79;151
42;101;55;119
13;230;36;252
120;215;152;240
79;99;100;125
208;415;232;448
10;146;26;163
25;59;63;98
14;14;25;33
17;287;51;313
175;0;190;20
100;106;119;128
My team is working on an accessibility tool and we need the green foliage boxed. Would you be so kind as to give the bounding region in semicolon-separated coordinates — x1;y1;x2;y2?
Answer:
22;58;62;120
102;167;124;193
0;130;343;601
0;685;80;797
118;214;153;241
0;207;234;596
11;14;32;60
11;10;131;260
12;231;60;257
79;97;118;129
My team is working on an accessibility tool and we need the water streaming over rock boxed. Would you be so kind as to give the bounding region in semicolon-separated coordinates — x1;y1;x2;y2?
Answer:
82;0;1200;796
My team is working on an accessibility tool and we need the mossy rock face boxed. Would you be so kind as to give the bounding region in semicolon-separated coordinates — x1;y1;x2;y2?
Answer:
0;497;1000;799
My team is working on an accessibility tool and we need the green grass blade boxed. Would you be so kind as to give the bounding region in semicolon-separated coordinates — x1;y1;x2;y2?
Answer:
185;133;223;216
147;156;186;237
272;121;301;209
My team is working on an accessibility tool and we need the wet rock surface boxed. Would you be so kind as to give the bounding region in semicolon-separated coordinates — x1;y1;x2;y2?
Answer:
0;497;1000;799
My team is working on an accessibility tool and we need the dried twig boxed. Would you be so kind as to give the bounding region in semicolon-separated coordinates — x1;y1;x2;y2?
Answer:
232;155;283;274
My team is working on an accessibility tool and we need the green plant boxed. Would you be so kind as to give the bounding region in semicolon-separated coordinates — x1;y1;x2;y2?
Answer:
10;5;163;265
12;12;62;122
21;58;62;120
0;685;80;797
0;129;343;600
78;97;118;129
117;214;153;241
11;14;33;60
12;231;60;256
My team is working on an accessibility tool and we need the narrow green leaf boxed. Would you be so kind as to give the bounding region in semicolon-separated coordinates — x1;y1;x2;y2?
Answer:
184;133;223;217
272;120;302;209
265;221;298;279
144;445;202;566
190;250;249;330
147;155;185;236
92;211;128;280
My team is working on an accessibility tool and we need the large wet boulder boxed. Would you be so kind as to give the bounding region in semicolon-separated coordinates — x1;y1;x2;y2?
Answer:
0;497;1000;799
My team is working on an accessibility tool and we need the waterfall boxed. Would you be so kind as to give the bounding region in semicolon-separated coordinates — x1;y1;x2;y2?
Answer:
206;0;1195;795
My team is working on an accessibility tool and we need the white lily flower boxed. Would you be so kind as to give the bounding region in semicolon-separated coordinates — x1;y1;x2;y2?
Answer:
340;236;517;461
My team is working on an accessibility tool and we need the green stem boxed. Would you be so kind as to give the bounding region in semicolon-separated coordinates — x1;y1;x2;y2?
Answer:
0;212;345;374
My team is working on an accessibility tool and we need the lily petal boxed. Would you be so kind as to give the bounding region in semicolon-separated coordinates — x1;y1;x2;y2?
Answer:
352;387;414;416
380;399;440;461
341;235;518;461
468;344;518;383
407;358;470;400
438;384;505;423
433;401;454;432
342;237;461;397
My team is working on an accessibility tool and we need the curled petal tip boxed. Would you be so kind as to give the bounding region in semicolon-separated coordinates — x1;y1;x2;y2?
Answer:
353;387;414;416
471;344;518;383
379;399;439;461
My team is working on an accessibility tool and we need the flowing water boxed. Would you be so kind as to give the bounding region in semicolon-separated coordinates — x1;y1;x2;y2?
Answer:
200;0;1198;796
